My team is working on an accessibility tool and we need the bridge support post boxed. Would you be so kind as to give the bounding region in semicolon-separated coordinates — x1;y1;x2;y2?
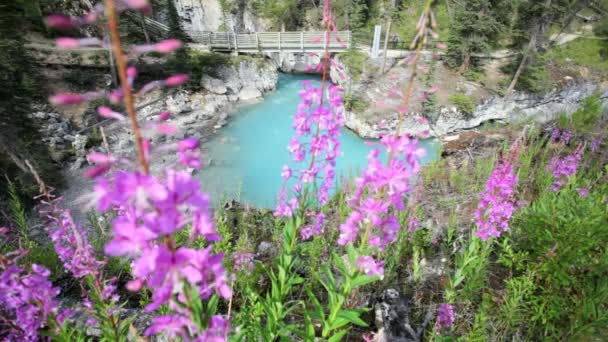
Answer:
256;32;260;51
300;32;304;52
278;32;282;51
232;32;239;56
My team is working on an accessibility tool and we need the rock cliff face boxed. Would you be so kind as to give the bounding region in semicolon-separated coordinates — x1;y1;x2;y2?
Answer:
342;83;608;138
172;0;270;33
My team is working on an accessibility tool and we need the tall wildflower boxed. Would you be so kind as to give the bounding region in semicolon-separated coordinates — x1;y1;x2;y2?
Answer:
474;148;519;241
338;135;426;277
47;0;230;339
336;0;438;277
275;0;345;217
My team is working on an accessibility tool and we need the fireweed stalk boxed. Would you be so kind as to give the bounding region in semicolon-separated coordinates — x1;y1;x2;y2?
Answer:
275;0;345;218
474;146;520;241
47;0;230;339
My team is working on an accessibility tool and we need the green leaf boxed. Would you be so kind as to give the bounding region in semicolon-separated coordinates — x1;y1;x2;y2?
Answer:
328;329;348;342
351;274;378;288
337;310;368;327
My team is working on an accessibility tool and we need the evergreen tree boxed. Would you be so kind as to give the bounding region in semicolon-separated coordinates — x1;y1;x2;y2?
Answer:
446;0;502;71
333;0;369;30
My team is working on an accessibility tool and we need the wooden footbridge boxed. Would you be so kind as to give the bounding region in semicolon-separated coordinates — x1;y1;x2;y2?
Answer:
132;14;352;53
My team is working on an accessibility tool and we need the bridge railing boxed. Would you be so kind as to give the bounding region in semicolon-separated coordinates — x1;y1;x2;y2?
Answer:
188;31;352;52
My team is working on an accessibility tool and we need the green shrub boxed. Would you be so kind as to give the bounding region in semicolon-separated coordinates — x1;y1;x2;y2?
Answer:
338;48;367;81
448;93;476;115
570;93;603;133
509;183;608;338
344;93;369;112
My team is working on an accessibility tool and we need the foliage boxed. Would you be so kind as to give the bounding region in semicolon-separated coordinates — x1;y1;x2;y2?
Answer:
446;0;503;70
544;38;608;74
338;48;367;82
448;93;476;115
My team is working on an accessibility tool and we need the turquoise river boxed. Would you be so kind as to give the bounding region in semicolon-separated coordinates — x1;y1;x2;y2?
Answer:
199;74;439;208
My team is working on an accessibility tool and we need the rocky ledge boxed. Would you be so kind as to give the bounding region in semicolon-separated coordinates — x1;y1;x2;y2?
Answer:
344;82;608;138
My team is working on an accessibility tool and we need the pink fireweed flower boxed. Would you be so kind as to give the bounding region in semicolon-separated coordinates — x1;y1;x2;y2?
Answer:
50;91;103;106
435;303;455;334
474;157;519;241
234;252;255;273
300;213;325;240
0;261;63;342
576;187;589;197
355;256;384;278
45;14;76;29
408;216;420;232
133;39;183;54
591;136;602;152
98;106;126;120
124;0;152;12
158;111;171;121
547;146;583;191
177;137;202;169
338;135;425;277
46;210;104;278
164;74;189;87
275;82;345;216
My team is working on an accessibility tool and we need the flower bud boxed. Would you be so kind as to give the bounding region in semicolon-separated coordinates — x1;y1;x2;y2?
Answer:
50;93;84;105
164;74;189;87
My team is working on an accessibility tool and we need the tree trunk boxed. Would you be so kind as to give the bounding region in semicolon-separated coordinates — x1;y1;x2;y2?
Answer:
381;19;392;74
459;52;471;73
505;34;536;97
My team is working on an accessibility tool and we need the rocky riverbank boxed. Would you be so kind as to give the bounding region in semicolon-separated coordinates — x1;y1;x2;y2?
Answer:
331;53;608;139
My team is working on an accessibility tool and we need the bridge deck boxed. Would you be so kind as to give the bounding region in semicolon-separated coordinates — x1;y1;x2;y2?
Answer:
189;31;352;52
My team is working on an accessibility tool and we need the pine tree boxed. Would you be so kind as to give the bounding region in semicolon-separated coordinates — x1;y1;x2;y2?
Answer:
446;0;502;71
333;0;369;30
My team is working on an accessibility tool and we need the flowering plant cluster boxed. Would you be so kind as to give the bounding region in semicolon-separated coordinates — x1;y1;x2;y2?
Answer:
275;76;345;217
45;0;231;339
474;151;519;241
338;135;426;277
0;245;63;341
435;303;455;335
547;146;583;191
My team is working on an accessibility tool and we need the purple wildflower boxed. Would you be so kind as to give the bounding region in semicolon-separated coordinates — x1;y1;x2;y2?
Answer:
300;213;325;240
576;187;589;197
275;82;344;216
0;252;62;342
338;135;426;247
474;158;519;241
550;128;561;142
408;217;420;232
355;256;384;278
547;146;583;191
233;252;255;274
435;303;455;334
591;136;602;153
560;129;573;145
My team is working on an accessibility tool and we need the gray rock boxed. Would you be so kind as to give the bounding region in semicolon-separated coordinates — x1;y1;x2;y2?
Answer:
72;134;89;158
257;241;278;259
166;91;193;114
345;82;608;138
201;75;228;94
238;87;263;101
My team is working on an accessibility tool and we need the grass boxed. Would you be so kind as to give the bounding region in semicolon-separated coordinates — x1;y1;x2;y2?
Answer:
544;38;608;74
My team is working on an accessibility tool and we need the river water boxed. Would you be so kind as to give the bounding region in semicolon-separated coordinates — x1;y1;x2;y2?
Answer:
199;74;439;208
